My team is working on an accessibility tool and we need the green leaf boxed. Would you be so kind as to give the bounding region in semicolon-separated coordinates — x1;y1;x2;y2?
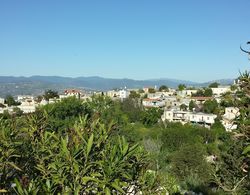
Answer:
7;162;22;171
105;187;111;195
73;163;80;173
111;181;125;194
242;145;250;155
82;176;100;184
61;137;70;156
86;133;94;157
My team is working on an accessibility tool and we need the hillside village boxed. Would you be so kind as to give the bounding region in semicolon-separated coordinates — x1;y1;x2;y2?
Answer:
0;81;240;132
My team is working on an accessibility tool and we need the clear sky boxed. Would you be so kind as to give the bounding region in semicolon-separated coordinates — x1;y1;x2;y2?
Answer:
0;0;249;82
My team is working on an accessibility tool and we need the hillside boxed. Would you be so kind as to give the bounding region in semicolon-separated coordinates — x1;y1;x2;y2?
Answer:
0;76;234;97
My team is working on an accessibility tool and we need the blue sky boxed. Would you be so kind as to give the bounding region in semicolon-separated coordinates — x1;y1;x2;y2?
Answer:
0;0;249;82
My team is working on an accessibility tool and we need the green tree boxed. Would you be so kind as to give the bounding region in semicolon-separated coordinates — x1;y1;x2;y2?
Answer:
120;98;142;122
43;90;59;101
35;95;43;103
212;46;250;193
0;108;167;194
204;88;213;97
171;143;212;183
138;89;145;93
189;100;197;111
230;84;238;91
13;107;23;116
159;85;169;92
209;82;219;88
203;99;218;114
192;89;204;97
140;107;163;126
42;96;91;131
178;84;186;91
148;88;156;93
4;95;19;106
129;90;140;99
220;92;234;107
180;104;188;111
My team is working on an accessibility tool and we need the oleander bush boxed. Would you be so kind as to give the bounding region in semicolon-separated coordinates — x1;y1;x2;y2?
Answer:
0;110;165;194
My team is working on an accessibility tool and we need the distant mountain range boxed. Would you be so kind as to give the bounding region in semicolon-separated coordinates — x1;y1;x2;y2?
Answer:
0;76;234;97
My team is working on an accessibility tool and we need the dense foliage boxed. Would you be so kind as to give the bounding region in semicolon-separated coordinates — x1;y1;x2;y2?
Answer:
0;99;166;194
0;67;249;194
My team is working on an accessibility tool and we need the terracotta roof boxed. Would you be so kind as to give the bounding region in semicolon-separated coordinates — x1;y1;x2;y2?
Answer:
64;89;81;93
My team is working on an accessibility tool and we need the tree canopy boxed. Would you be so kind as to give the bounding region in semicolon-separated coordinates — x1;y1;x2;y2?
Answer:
209;82;219;88
43;90;59;101
4;95;20;106
159;85;169;92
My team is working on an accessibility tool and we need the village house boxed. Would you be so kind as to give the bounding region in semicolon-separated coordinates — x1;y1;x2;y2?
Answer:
0;106;14;114
119;89;130;99
177;89;198;97
179;98;191;107
143;87;152;94
190;96;213;105
161;109;190;123
142;98;165;108
17;95;36;113
18;104;36;113
48;98;59;104
39;99;48;106
162;108;217;127
17;95;35;104
188;112;217;127
106;88;130;100
211;86;231;96
0;97;5;104
221;107;239;131
147;92;164;99
106;90;119;98
62;89;81;99
164;96;178;108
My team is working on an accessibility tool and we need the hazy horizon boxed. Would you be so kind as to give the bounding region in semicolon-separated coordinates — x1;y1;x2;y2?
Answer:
0;74;235;84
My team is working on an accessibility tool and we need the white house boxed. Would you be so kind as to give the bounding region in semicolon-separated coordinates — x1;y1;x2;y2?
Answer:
106;89;130;99
16;95;36;113
49;98;58;104
18;105;36;113
39;99;48;106
106;90;119;98
143;98;165;108
221;107;239;131
147;92;163;99
161;109;190;123
211;86;231;96
223;107;239;120
0;97;5;104
162;109;217;127
63;89;81;99
119;89;130;99
188;112;217;127
18;95;35;104
17;95;34;102
164;96;178;108
177;89;198;97
0;106;14;114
